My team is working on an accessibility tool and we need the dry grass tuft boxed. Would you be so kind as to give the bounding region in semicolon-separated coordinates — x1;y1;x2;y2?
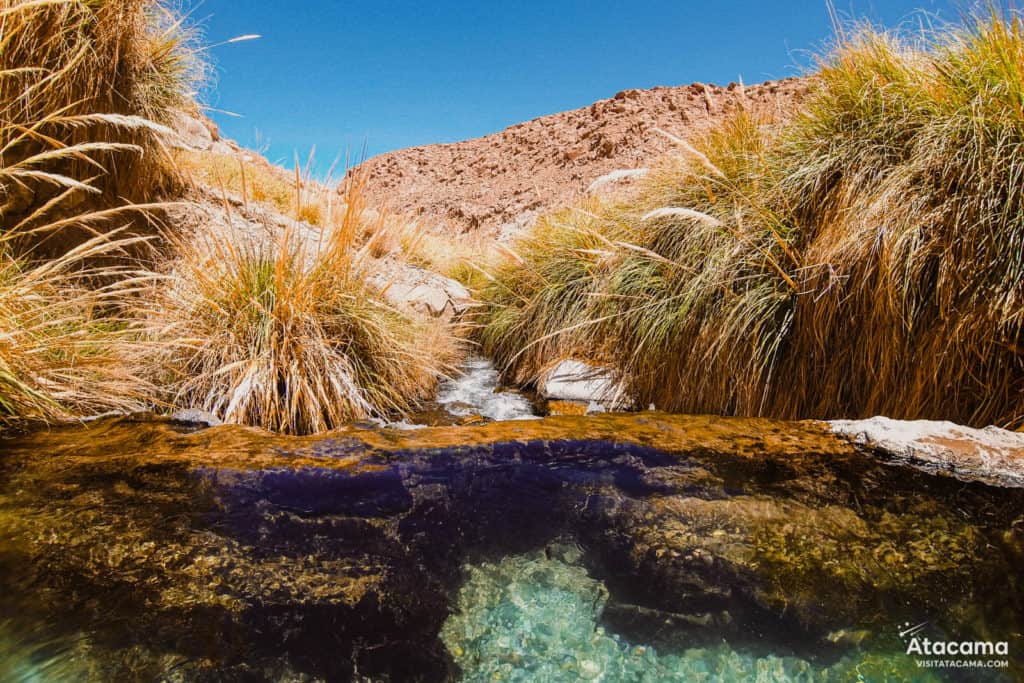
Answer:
138;183;458;435
175;149;329;226
0;0;200;425
0;1;464;434
0;232;154;425
0;0;203;226
400;227;496;287
477;199;632;385
772;7;1024;426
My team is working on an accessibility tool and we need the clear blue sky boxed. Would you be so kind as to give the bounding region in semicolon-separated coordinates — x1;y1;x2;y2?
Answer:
195;1;963;171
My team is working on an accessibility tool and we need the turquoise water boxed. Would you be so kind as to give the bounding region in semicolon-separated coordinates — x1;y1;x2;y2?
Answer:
441;551;937;683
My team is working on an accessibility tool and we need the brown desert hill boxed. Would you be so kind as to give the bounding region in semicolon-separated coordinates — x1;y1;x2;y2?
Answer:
353;78;808;237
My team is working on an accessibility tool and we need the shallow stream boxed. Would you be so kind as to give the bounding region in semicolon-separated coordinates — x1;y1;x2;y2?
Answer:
0;390;1021;681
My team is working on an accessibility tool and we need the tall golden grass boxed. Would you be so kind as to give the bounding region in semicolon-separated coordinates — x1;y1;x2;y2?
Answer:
478;9;1024;428
0;0;202;224
175;149;329;226
178;145;497;287
0;0;199;425
774;9;1024;426
0;232;155;425
478;199;632;386
1;0;460;433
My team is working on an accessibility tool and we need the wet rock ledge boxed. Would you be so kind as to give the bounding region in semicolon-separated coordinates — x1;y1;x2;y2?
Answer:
0;413;1022;681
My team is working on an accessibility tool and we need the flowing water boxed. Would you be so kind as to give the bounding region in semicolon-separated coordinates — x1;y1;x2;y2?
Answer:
386;356;539;428
0;411;1021;681
431;356;539;422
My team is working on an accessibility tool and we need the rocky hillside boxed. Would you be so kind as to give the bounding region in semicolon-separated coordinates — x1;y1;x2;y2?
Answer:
356;78;808;237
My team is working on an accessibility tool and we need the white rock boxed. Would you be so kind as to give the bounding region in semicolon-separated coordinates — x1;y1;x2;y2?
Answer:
830;416;1024;488
209;140;237;156
409;283;452;316
384;282;446;317
539;360;630;407
438;276;472;313
171;113;213;151
170;408;223;427
380;273;472;318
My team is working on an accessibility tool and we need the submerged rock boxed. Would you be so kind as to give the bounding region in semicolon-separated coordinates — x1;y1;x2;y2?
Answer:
0;413;1020;680
441;551;938;682
547;400;589;417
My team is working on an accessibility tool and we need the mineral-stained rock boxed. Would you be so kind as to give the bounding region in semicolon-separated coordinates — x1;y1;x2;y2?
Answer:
0;413;1021;680
831;416;1024;488
538;359;630;407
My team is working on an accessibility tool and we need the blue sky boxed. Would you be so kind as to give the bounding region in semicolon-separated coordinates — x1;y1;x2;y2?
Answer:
195;1;963;171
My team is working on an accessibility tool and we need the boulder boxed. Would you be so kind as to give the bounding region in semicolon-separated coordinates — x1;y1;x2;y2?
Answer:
538;359;630;407
169;408;223;427
385;281;447;316
170;112;214;151
209;140;238;156
378;271;472;319
437;275;472;312
830;416;1024;488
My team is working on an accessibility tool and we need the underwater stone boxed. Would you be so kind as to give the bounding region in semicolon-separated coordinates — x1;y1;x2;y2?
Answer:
441;552;942;682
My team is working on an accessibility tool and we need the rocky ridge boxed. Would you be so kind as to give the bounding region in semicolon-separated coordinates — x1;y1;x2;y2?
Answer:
355;78;808;237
